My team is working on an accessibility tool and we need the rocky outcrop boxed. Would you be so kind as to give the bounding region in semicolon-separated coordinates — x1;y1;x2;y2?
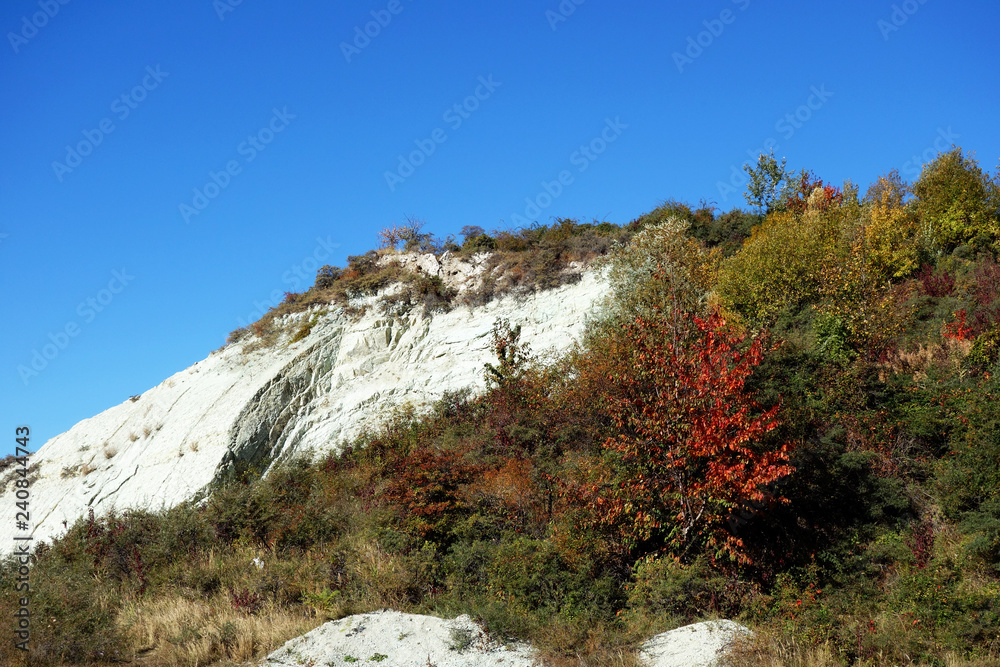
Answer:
640;620;752;667
261;610;535;667
0;271;605;549
382;250;494;295
258;612;751;667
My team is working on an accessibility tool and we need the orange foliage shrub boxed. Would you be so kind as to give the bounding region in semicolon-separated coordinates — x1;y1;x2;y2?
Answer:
585;307;794;564
467;457;550;537
383;447;482;541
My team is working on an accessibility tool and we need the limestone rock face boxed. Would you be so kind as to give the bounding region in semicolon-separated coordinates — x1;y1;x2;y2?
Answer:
0;272;604;549
379;250;494;295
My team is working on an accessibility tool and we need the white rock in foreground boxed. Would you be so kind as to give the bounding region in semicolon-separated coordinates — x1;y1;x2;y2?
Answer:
640;620;751;667
259;610;534;667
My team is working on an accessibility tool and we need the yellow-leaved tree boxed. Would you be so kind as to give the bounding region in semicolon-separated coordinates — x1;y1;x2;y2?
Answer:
717;179;915;351
912;147;1000;254
716;199;844;326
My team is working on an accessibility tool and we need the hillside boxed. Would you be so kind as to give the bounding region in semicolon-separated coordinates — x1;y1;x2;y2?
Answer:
0;253;605;550
3;149;1000;667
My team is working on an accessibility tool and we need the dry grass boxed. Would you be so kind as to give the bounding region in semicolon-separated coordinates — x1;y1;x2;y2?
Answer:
720;630;850;667
117;595;319;666
940;655;1000;667
105;542;393;665
721;630;1000;667
103;445;118;459
535;650;645;667
129;432;140;442
878;337;972;381
344;538;412;610
532;622;645;667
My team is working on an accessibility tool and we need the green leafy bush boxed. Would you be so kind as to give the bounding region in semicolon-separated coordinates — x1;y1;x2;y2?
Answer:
912;147;1000;253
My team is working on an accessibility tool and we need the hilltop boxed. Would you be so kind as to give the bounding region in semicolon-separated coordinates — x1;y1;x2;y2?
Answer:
3;148;1000;666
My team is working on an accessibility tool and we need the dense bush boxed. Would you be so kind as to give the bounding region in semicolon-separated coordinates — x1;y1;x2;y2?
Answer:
912;147;1000;254
716;207;841;325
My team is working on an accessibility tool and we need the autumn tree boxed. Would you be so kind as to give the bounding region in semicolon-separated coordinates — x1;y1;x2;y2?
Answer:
808;173;919;353
595;217;720;329
864;168;908;208
588;306;793;564
716;206;842;325
912;147;1000;253
460;225;486;243
484;318;531;390
377;217;433;252
721;171;914;348
376;224;403;250
783;172;843;214
481;318;548;456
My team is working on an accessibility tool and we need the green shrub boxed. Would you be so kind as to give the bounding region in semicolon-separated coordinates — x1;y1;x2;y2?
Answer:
967;325;1000;370
717;208;841;325
626;556;732;623
462;233;496;253
912;147;1000;254
595;216;720;328
487;537;622;621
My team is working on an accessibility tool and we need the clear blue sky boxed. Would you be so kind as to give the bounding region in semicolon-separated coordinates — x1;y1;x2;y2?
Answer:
2;0;998;456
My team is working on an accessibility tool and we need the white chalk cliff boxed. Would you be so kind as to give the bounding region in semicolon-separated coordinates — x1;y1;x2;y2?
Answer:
0;257;605;549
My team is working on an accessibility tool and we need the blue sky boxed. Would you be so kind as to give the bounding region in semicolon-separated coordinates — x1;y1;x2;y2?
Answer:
2;0;998;456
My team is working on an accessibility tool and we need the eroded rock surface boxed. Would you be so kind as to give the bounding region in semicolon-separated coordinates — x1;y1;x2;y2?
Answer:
0;272;604;549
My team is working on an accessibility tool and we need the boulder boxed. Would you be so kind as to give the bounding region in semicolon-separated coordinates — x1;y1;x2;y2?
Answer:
260;610;535;667
639;620;752;667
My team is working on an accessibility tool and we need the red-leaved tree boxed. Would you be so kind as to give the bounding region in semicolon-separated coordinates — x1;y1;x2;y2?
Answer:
589;307;794;564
